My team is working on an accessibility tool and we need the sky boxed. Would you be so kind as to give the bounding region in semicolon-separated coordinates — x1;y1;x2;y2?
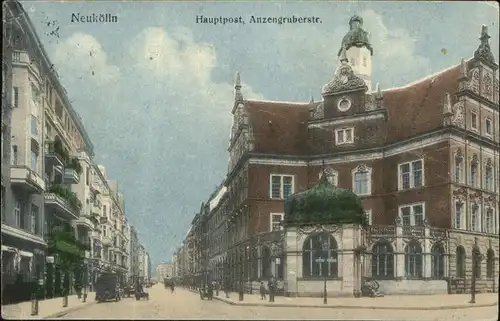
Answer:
21;1;499;267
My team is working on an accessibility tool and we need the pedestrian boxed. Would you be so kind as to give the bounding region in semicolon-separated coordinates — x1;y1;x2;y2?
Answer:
259;281;266;300
268;276;275;302
215;281;220;296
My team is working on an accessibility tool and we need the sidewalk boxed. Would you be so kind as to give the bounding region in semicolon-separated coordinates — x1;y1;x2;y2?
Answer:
1;292;96;320
208;290;499;310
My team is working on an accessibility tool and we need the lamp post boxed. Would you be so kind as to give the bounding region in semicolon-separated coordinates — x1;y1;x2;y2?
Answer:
238;254;244;301
469;239;484;304
314;241;330;304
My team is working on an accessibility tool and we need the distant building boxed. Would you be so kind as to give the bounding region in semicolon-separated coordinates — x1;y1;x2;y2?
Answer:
156;263;174;280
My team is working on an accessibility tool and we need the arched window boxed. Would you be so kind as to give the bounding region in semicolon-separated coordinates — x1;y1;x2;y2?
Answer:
431;243;445;279
404;241;423;278
302;233;338;278
456;246;466;278
371;241;394;279
486;249;495;278
261;246;271;279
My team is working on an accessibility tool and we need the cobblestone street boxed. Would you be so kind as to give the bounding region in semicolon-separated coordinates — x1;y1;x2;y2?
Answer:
59;285;498;320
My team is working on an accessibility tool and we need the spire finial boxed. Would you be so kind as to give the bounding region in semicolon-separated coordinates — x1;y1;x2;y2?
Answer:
480;25;490;42
375;82;383;100
339;47;348;64
474;24;496;65
234;71;243;103
235;71;241;89
460;58;467;75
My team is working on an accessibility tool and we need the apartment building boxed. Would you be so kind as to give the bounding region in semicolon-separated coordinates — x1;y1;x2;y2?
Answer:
127;225;140;281
178;16;499;295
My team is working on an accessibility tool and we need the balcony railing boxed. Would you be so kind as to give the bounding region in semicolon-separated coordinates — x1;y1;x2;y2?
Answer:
46;184;82;212
45;141;68;166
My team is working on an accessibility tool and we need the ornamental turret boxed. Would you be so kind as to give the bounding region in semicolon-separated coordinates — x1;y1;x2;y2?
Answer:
338;15;373;91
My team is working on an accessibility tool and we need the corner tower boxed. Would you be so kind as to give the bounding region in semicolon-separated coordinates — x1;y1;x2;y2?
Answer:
338;15;374;91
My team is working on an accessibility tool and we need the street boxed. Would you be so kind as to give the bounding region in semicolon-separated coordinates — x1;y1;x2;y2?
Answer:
60;285;498;320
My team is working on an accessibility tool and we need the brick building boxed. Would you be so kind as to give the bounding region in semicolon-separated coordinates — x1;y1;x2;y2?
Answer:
179;15;499;295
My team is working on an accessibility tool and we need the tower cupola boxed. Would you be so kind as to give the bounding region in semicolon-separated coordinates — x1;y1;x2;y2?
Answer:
338;15;374;91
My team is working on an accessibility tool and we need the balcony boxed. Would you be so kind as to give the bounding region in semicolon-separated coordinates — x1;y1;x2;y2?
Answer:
102;235;112;246
11;166;45;193
76;214;94;230
44;184;81;221
63;158;82;184
44;141;67;170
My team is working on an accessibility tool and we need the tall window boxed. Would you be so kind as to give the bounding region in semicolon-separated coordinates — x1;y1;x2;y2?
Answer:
486;249;495;278
30;115;38;135
456;246;466;278
31;145;38;171
302;233;338;278
485;119;492;136
485;208;494;234
470;161;478;187
86;167;90;186
431;243;445;279
471;111;478;130
404;241;423;278
12;145;18;165
270;175;294;199
455;201;463;229
371;241;394;279
30;205;39;234
471;204;480;232
454;154;464;183
270;213;283;232
14;200;21;227
484;164;493;191
335;128;354;145
399;160;423;190
399;203;425;226
13;86;19;108
352;165;371;196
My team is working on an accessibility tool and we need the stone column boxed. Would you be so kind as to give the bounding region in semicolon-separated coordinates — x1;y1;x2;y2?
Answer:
395;224;405;278
424;226;431;278
341;226;355;296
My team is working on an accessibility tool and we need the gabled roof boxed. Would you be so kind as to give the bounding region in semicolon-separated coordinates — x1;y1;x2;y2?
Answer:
382;62;464;143
246;100;311;155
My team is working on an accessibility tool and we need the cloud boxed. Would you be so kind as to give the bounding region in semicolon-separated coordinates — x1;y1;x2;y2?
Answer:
128;27;263;123
267;9;432;92
51;27;265;256
53;32;121;85
360;9;432;86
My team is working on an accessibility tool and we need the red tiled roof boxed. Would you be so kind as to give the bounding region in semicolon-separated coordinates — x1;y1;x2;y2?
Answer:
383;62;465;143
246;100;313;155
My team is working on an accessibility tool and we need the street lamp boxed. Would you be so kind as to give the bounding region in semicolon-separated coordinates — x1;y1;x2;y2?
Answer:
238;254;244;301
469;238;484;304
315;241;330;304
